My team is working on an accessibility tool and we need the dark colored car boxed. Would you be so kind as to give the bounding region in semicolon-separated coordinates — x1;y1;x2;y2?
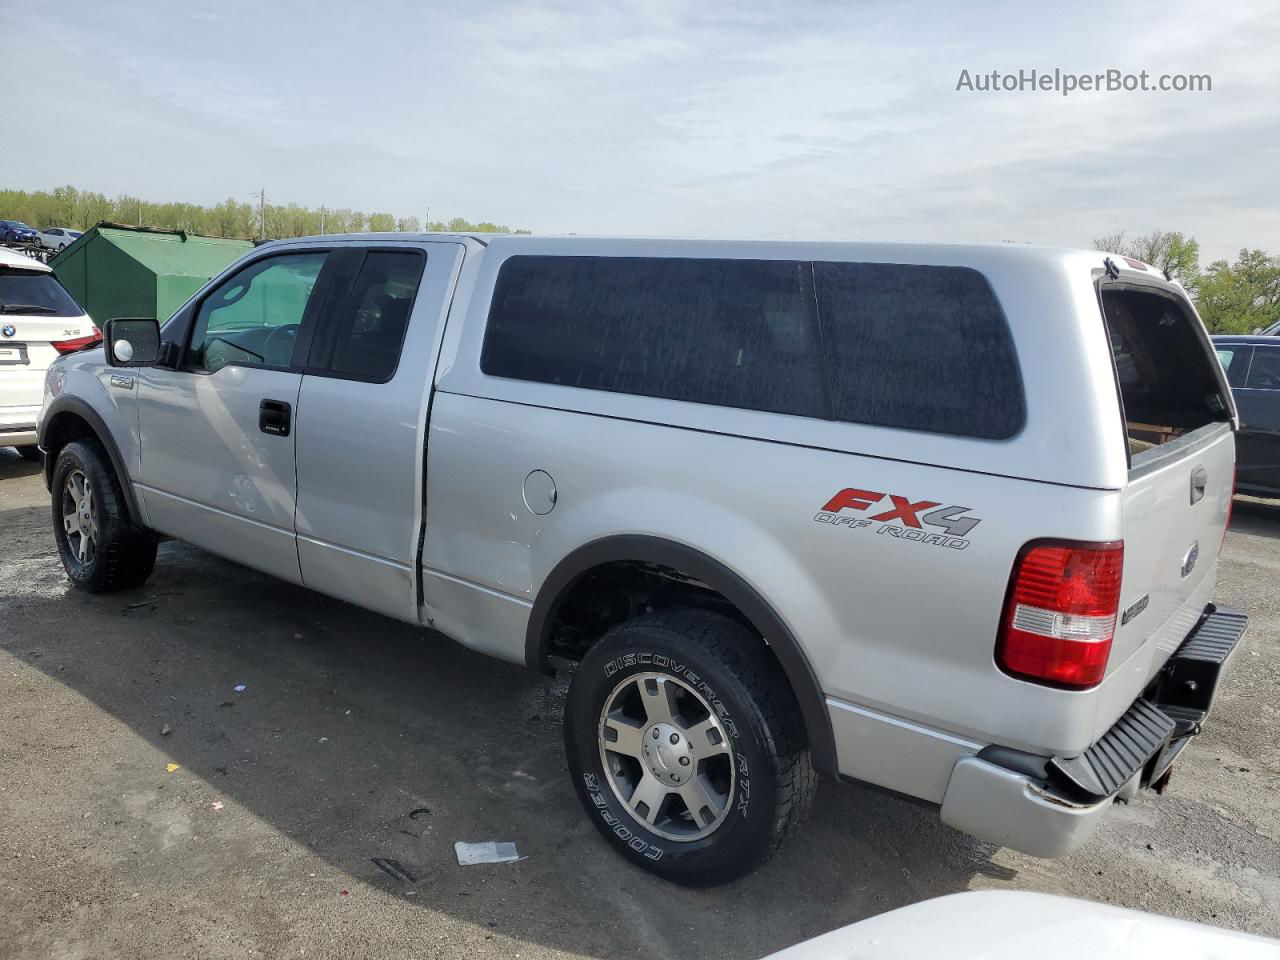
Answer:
0;220;40;246
1213;335;1280;498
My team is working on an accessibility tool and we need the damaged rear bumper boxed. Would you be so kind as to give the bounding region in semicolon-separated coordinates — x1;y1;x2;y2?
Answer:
940;604;1247;857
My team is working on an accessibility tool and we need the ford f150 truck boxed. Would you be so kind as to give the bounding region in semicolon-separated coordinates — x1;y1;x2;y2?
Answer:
37;235;1246;885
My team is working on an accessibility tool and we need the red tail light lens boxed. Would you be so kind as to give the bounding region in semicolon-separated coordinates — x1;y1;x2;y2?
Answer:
52;326;102;354
996;540;1124;689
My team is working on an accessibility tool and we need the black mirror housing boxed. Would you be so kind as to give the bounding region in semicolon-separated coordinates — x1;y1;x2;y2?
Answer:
103;318;161;367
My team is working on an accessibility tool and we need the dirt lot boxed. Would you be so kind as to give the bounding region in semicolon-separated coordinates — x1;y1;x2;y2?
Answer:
1;446;1277;960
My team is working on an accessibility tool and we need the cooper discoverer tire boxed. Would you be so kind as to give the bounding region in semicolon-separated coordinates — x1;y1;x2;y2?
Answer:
564;608;816;885
51;439;157;593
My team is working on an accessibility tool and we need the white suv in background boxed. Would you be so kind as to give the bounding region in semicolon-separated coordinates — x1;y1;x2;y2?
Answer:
1;247;97;458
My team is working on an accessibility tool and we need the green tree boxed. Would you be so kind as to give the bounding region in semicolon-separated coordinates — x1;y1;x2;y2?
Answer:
0;184;527;239
1195;249;1280;333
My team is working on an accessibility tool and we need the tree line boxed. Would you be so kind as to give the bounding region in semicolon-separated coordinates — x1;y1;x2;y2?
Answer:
0;185;527;241
3;188;1274;334
1092;229;1279;334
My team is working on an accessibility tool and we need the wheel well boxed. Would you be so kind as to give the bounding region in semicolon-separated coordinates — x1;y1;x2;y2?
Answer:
41;411;98;487
529;537;840;778
39;407;144;525
545;560;752;663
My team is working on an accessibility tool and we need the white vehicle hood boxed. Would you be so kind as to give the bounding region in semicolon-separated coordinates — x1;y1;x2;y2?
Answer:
763;891;1278;960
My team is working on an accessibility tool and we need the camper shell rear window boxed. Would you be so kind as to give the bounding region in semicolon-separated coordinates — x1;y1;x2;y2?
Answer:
1099;283;1231;460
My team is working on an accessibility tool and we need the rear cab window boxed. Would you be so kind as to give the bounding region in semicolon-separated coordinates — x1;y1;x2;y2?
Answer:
315;249;426;382
481;255;1023;440
1099;283;1232;460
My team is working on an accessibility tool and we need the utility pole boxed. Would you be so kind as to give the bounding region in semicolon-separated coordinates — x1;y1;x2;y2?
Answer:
320;205;326;234
258;188;266;241
425;207;430;232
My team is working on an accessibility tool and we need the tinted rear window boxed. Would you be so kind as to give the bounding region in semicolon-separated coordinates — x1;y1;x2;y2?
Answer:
814;262;1022;439
482;256;826;418
481;255;1023;439
0;267;84;317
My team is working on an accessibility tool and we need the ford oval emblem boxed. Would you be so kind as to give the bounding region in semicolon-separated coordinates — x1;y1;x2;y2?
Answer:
1181;541;1199;578
1;324;15;338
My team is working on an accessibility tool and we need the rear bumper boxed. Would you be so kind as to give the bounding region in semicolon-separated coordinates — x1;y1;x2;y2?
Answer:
0;424;38;447
940;604;1247;857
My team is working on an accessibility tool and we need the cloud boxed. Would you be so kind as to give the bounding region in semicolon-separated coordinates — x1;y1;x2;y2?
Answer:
2;0;1275;260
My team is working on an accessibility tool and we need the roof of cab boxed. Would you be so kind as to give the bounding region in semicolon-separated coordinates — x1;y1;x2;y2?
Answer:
269;232;1140;271
0;247;51;272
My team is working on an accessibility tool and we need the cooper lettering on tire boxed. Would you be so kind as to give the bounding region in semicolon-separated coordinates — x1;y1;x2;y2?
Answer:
564;608;816;885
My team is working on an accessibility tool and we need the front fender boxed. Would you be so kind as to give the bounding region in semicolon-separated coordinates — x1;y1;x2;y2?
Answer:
39;361;145;524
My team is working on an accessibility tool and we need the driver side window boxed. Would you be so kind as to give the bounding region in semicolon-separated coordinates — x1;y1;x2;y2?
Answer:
188;252;328;373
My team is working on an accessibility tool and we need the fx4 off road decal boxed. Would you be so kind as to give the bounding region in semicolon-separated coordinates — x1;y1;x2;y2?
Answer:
814;487;981;550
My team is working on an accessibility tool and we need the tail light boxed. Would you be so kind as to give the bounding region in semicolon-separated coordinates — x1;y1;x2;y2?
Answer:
52;326;102;354
996;540;1124;689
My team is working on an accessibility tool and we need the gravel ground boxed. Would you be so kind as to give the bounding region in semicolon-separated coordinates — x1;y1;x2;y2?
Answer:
1;446;1277;959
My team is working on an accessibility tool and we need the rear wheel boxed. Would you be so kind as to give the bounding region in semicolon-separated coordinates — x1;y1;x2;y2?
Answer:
51;440;156;592
15;445;42;461
564;609;816;885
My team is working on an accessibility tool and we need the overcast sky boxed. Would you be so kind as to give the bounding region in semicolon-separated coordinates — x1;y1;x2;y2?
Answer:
3;0;1276;262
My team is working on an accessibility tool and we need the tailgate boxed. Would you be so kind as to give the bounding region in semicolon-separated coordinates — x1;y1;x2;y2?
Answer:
1096;274;1238;691
1113;424;1234;678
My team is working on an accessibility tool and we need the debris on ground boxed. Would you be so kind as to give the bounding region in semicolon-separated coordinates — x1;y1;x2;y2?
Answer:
160;723;171;736
371;858;417;883
165;763;180;773
408;807;432;820
233;684;246;692
454;841;520;865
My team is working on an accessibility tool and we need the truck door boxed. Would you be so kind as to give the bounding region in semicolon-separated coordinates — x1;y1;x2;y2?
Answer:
135;248;340;583
1235;343;1280;495
293;241;466;620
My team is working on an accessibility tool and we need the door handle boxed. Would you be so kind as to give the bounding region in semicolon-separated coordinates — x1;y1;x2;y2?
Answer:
1189;465;1207;505
259;398;292;437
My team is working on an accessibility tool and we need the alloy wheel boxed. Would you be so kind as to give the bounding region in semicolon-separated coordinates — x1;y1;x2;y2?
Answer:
597;671;735;842
61;469;98;565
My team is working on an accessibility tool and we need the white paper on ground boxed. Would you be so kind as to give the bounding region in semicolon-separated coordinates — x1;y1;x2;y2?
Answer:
454;841;520;865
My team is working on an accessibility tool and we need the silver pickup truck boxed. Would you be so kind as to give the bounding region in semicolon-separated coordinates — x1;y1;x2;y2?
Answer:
37;235;1246;885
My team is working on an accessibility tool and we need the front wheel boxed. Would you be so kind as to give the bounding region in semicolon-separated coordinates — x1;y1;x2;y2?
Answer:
564;609;816;885
51;440;157;592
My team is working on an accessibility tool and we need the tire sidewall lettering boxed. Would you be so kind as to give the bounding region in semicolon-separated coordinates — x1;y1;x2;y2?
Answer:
595;652;753;845
582;772;664;860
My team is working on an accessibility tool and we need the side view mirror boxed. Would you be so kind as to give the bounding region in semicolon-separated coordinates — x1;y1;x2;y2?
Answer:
103;318;161;367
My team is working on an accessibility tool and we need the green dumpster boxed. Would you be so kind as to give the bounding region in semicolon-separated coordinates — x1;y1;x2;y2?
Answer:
51;224;253;325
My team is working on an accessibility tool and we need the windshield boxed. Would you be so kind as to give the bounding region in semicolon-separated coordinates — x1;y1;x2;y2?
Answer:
0;267;84;317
